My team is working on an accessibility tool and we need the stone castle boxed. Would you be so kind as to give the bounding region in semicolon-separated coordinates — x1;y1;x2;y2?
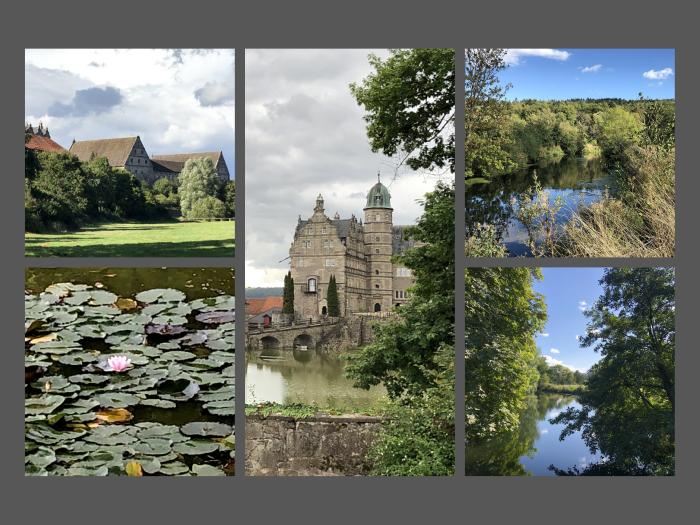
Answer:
289;176;415;321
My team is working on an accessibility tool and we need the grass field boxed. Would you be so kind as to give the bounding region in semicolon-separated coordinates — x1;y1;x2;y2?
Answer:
25;221;235;257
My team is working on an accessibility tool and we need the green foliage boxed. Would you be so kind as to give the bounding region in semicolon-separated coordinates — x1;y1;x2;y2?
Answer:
31;152;90;227
178;157;222;219
326;275;339;317
552;268;675;475
153;177;176;196
282;271;294;315
594;106;643;160
350;48;455;172
514;174;564;256
465;49;516;179
368;344;454;476
222;180;235;218
188;196;226;219
465;267;546;442
346;183;454;398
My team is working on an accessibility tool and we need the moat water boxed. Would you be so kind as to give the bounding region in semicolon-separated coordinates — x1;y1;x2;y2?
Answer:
245;348;388;411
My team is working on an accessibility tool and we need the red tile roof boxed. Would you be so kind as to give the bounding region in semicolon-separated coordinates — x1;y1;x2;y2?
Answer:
25;135;66;153
246;296;283;316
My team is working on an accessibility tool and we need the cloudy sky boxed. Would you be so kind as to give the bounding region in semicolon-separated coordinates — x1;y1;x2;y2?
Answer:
533;268;606;373
499;48;675;100
25;49;235;173
245;49;451;288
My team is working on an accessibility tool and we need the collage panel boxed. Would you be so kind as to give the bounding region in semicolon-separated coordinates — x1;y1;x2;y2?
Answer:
24;49;235;257
465;267;675;476
244;49;456;476
465;48;675;258
24;267;235;476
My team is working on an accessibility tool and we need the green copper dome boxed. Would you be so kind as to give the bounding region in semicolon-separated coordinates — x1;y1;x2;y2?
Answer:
365;175;392;209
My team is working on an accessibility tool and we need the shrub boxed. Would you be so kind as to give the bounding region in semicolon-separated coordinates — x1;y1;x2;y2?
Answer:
188;196;226;219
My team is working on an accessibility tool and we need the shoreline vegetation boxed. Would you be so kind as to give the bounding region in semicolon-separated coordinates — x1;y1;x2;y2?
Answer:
465;49;675;258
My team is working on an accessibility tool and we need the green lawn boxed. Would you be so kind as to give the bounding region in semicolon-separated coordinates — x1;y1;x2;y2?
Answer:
25;221;235;257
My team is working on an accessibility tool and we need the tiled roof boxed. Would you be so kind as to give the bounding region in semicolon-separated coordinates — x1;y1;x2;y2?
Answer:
69;137;138;166
150;152;222;173
246;296;283;316
25;135;66;153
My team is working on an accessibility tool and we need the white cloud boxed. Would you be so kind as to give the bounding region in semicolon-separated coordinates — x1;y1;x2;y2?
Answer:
539;332;549;337
578;300;588;312
25;49;235;172
505;49;571;66
549;348;560;354
576;335;581;341
580;64;602;73
643;67;673;81
543;355;585;373
245;50;451;287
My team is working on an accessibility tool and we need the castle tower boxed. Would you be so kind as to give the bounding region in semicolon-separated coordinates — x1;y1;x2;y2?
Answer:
363;174;393;313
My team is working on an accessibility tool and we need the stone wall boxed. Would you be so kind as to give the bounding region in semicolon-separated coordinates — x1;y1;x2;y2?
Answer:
245;414;383;476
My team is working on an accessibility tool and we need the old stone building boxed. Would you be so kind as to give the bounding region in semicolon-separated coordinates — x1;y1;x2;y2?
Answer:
289;176;416;320
68;135;230;186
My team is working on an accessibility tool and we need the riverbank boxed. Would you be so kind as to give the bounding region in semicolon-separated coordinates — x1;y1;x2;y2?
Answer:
538;384;586;395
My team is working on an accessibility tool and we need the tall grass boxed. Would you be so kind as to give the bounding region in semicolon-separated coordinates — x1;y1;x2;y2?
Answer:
563;146;675;257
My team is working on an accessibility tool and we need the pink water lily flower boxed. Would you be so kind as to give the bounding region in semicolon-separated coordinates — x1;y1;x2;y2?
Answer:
106;355;132;372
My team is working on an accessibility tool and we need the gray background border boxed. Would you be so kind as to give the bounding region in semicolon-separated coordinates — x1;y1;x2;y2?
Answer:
1;0;695;523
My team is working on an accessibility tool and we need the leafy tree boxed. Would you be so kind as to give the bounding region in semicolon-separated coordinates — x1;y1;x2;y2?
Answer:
282;271;294;315
465;267;546;441
178;157;221;218
639;93;675;150
326;274;339;317
153;177;176;196
347;183;454;398
188;196;226;219
350;48;455;172
31;152;90;227
465;48;516;179
594;106;642;160
222;180;235;218
552;268;675;475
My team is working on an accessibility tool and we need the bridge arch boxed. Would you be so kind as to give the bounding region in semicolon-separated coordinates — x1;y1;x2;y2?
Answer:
293;333;314;349
260;335;281;349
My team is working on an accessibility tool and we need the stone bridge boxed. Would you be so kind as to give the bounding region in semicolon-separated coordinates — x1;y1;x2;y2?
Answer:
246;320;344;350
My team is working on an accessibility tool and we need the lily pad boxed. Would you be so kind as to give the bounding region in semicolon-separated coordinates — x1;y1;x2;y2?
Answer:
191;464;225;476
95;393;142;408
173;440;219;455
26;395;65;415
180;422;233;437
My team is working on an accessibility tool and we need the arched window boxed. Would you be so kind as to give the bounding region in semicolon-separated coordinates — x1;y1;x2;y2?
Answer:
374;303;381;312
321;306;327;316
375;269;379;275
307;278;317;293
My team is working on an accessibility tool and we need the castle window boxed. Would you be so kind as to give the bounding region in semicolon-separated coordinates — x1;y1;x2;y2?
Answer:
321;227;327;234
375;269;379;275
375;236;380;242
325;259;335;267
375;214;380;222
307;278;317;293
375;248;379;254
375;284;379;289
395;290;399;299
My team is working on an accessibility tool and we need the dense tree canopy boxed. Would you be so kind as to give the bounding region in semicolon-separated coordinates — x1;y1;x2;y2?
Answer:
552;268;675;475
178;157;222;219
350;48;455;173
465;267;546;442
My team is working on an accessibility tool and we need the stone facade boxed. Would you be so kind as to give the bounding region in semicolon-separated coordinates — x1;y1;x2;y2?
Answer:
289;177;415;321
68;135;229;186
245;414;382;476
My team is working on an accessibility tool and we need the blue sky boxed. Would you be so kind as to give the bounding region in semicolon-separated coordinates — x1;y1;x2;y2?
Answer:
499;49;675;100
533;268;607;373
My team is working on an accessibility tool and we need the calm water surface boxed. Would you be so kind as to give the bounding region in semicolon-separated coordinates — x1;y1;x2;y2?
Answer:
467;394;601;476
246;348;388;411
467;158;610;256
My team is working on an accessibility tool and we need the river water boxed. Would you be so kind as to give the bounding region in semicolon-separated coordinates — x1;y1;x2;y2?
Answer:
246;348;388;411
467;158;610;256
466;394;601;476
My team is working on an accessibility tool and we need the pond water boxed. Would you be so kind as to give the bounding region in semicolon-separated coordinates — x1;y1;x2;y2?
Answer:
467;158;610;256
466;394;601;476
25;267;235;476
246;348;388;412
